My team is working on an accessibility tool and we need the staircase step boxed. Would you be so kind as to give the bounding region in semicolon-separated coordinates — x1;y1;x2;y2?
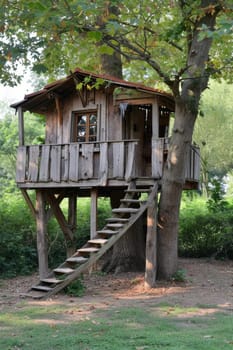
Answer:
31;285;53;292
88;239;108;245
66;256;88;264
78;247;99;253
112;208;139;214
125;188;151;193
107;223;124;228
106;218;129;223
120;199;142;203
97;229;118;236
54;267;74;274
41;278;63;284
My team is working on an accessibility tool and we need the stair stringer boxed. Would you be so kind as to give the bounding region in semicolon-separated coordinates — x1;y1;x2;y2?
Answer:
29;181;158;299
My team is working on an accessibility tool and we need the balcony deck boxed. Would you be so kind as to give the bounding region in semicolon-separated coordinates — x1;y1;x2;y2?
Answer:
16;139;200;190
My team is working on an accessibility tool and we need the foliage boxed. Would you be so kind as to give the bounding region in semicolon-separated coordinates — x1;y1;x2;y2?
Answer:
0;191;37;277
64;276;85;297
207;177;229;212
179;194;233;259
194;80;233;180
0;107;45;193
0;191;111;277
171;269;187;282
0;1;232;86
0;302;233;349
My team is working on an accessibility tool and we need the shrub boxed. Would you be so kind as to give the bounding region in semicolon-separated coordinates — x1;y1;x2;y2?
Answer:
0;192;111;277
0;192;37;277
179;196;233;259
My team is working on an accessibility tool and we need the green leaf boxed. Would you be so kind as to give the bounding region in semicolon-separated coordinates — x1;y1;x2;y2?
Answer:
87;31;102;41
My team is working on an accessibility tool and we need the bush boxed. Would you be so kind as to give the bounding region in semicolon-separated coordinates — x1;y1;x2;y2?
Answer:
0;192;37;277
179;196;233;259
0;192;111;277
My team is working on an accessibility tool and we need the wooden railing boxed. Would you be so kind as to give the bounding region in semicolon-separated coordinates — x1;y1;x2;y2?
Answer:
16;140;139;185
151;138;200;181
16;139;200;186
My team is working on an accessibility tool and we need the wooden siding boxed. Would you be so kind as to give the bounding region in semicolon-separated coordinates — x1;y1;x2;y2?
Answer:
16;139;200;187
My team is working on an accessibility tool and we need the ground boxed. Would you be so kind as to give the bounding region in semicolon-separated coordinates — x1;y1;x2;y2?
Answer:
0;258;233;318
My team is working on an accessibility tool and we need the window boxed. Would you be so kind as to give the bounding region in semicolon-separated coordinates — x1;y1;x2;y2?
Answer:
72;111;97;142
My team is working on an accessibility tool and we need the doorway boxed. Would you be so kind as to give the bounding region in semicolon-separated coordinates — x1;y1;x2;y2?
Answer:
123;104;152;177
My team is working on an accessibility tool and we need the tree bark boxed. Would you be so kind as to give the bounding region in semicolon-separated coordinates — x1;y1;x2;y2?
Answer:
105;217;146;273
98;4;123;79
157;1;220;279
157;102;196;278
102;189;146;273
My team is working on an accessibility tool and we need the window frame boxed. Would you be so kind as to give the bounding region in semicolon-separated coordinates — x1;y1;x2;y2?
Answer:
71;109;98;143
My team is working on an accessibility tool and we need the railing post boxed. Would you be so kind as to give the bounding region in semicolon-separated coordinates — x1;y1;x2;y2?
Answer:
18;106;24;146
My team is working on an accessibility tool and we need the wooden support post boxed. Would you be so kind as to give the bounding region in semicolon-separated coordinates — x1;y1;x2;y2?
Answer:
152;98;159;139
67;193;77;256
21;189;36;219
47;193;74;242
18;106;24;146
36;190;49;279
90;188;98;239
145;183;158;289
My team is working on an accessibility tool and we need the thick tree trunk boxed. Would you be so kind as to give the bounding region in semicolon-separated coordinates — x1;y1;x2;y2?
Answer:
157;1;219;279
100;51;123;79
102;190;146;273
98;4;123;79
157;102;196;279
105;217;146;273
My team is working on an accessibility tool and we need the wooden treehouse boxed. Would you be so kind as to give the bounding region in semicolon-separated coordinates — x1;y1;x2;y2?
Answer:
12;68;200;298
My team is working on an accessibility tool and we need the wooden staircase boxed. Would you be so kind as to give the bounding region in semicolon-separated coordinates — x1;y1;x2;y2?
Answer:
25;182;158;299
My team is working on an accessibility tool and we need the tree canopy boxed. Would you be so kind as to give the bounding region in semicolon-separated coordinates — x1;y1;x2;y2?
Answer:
194;80;233;178
1;0;232;87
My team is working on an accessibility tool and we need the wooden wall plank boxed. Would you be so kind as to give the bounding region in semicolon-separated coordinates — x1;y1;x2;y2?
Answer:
80;143;94;179
194;147;200;181
28;146;40;182
50;145;61;182
16;146;27;182
152;139;164;178
112;142;124;178
69;143;79;181
99;142;108;185
125;141;136;181
61;144;69;181
39;145;50;182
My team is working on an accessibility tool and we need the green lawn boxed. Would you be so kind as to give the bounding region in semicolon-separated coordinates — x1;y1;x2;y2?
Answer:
0;302;232;350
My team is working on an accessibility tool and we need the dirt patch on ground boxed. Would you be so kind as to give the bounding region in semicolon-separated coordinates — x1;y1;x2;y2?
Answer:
0;258;233;317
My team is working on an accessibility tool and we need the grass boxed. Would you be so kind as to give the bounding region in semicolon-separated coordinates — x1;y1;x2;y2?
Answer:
0;302;233;349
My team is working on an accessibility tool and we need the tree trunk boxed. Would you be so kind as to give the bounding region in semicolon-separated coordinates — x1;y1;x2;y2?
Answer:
157;1;220;279
105;217;146;273
98;4;123;79
157;102;196;279
102;190;146;273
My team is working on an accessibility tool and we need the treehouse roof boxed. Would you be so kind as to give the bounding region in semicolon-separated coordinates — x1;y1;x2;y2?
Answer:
11;67;174;112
